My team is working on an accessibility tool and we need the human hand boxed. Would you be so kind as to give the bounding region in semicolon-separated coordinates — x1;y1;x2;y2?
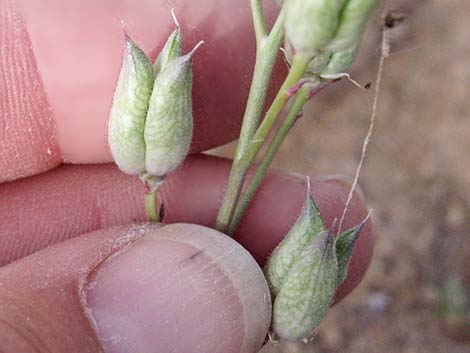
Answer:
0;1;373;352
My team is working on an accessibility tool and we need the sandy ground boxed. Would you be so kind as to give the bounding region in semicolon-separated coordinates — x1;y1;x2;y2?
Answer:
214;0;470;351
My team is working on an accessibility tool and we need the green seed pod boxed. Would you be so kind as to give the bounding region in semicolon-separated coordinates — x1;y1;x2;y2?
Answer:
108;35;155;175
154;27;182;75
335;218;366;285
284;0;346;58
272;230;338;341
265;189;324;296
322;43;360;75
326;0;379;52
144;43;202;177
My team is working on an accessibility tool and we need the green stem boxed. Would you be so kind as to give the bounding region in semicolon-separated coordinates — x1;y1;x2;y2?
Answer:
141;175;165;223
251;0;268;45
238;55;310;168
145;189;159;223
216;54;309;233
228;85;312;234
215;7;287;233
234;6;287;162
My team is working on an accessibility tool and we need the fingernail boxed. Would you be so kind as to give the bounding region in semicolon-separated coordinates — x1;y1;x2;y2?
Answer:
84;223;271;353
317;174;365;201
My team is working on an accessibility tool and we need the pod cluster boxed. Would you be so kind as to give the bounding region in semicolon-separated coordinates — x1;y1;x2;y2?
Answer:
265;184;367;341
281;0;379;76
108;24;201;187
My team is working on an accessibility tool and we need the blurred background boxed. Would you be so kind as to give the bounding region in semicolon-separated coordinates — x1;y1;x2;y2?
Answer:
214;0;470;352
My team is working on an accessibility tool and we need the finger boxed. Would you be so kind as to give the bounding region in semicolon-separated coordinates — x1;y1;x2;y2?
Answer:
0;155;372;301
12;0;283;165
0;223;270;353
0;0;61;183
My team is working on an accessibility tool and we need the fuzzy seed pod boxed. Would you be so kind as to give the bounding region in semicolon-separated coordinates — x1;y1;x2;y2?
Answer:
272;230;338;341
326;0;379;52
109;26;201;180
144;45;200;177
265;182;369;341
108;35;155;175
154;28;182;75
265;192;324;296
284;0;346;58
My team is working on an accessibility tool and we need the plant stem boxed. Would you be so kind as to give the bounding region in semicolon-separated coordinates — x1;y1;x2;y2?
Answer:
216;53;308;233
251;0;268;45
215;7;287;233
228;85;312;234
238;55;310;168
234;6;287;163
144;189;159;223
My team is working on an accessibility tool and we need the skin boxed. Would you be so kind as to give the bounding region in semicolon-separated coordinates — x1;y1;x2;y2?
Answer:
0;1;373;352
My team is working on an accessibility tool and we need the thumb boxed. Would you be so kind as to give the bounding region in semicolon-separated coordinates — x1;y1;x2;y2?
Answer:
0;223;271;353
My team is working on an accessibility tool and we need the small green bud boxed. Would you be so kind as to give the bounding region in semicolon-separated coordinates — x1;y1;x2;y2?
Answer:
108;35;155;175
144;42;203;177
272;230;338;341
265;187;324;296
153;28;182;75
284;0;346;58
326;0;379;52
335;217;367;285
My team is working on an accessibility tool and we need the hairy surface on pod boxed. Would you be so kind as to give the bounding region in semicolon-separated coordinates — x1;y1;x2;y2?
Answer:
144;54;194;177
265;194;324;296
272;230;338;341
284;0;346;58
108;37;154;175
326;0;379;52
154;28;182;75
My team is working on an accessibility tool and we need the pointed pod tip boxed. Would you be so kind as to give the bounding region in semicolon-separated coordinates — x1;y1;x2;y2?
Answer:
119;21;135;44
121;28;131;43
170;8;180;28
188;40;205;58
119;18;130;38
122;30;137;52
357;209;373;231
306;176;311;197
302;175;315;209
121;31;138;63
